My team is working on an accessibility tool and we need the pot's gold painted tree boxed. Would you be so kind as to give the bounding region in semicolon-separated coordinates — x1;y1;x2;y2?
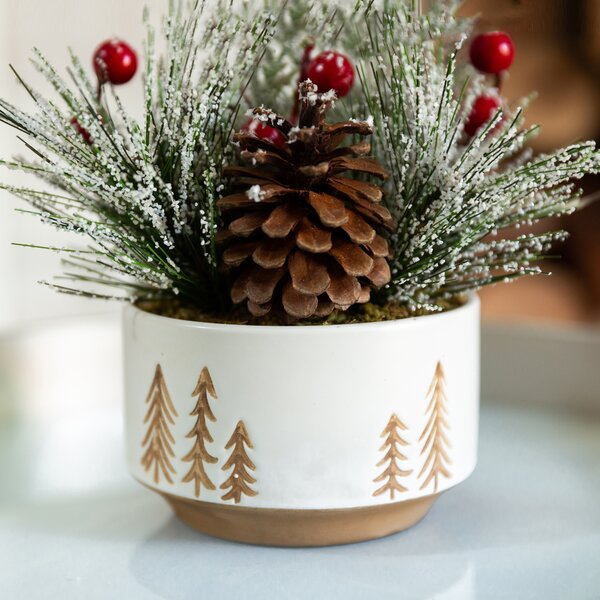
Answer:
220;421;257;504
141;364;178;484
373;413;412;499
419;361;452;492
181;367;218;497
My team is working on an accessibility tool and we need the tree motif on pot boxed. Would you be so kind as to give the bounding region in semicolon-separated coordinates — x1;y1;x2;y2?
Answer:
220;421;258;503
141;364;178;484
181;367;218;497
419;362;452;492
373;413;412;499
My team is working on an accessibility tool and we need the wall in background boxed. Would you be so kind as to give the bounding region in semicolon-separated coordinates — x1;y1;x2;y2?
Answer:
0;0;162;331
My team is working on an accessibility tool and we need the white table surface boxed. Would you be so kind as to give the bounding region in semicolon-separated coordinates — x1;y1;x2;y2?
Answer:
1;315;600;600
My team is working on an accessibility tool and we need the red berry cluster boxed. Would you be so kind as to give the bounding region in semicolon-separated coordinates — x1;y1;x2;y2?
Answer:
247;46;356;144
465;31;515;137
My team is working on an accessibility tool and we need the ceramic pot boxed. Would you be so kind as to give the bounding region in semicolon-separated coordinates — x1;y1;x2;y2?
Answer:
123;295;480;547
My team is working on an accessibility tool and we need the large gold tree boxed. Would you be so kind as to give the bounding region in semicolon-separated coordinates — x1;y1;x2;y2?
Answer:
141;364;178;484
419;362;452;492
181;367;218;497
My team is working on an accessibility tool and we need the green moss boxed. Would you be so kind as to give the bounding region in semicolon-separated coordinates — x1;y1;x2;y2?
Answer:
137;295;467;326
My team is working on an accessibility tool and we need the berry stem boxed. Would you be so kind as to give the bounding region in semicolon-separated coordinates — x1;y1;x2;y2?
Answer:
291;41;314;124
494;71;507;92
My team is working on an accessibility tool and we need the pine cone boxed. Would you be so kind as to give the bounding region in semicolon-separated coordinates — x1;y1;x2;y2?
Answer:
218;81;394;319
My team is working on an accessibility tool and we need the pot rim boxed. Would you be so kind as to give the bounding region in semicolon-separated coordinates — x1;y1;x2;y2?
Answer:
125;293;479;335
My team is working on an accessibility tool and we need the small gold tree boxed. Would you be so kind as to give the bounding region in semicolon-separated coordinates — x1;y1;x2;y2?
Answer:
181;367;218;497
220;421;257;503
373;413;412;499
141;364;178;484
418;361;452;492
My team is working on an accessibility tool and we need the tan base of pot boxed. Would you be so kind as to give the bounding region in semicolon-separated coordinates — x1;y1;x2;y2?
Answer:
160;492;439;547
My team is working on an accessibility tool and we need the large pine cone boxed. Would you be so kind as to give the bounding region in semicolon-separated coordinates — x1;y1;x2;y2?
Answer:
218;81;394;319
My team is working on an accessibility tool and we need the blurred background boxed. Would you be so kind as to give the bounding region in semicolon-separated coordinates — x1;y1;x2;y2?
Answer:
462;0;600;323
0;0;162;331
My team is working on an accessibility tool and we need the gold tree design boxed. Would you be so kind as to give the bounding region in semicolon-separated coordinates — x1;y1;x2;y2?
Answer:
220;421;258;504
181;367;218;497
418;361;452;492
373;413;412;499
141;364;178;484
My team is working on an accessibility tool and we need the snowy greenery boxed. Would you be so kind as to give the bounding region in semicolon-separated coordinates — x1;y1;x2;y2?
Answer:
349;1;599;309
1;0;600;314
0;1;274;310
251;0;600;310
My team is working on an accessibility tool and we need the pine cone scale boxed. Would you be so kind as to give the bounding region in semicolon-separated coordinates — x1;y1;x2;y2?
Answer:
352;200;395;232
295;218;332;253
358;286;371;304
223;240;258;267
261;204;308;238
246;266;286;305
366;234;391;258
315;298;335;317
217;184;291;212
251;108;293;136
324;141;372;160
341;211;376;245
231;269;251;303
289;251;330;296
234;132;289;157
328;177;384;204
240;150;293;171
367;257;392;287
247;300;271;318
323;121;375;137
326;266;362;307
282;280;319;319
307;192;349;228
252;237;295;269
222;166;279;184
229;212;270;237
298;163;330;178
330;240;374;277
332;157;388;180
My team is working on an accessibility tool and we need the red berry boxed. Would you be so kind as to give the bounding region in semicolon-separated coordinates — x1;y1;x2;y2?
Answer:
465;95;502;136
470;32;515;75
306;51;355;98
94;39;138;85
243;119;286;148
70;117;93;145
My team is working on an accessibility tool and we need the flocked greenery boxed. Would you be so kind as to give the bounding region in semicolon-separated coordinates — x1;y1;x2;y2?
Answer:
1;0;599;316
0;1;275;311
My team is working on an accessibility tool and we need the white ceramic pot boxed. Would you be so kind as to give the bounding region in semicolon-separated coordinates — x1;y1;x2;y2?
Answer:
123;295;480;546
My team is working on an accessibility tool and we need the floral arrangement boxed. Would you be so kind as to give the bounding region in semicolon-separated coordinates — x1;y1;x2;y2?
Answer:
1;0;598;323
